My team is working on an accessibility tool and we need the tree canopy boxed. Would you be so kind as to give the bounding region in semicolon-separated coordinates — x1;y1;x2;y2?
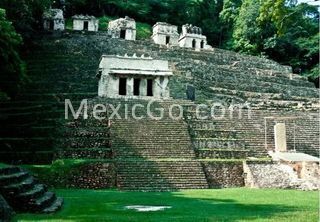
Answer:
0;8;25;99
0;0;318;88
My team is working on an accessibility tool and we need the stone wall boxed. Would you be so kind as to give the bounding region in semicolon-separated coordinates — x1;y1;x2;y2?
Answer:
73;19;98;32
243;162;295;189
0;32;318;163
243;161;319;190
202;162;244;188
29;162;116;189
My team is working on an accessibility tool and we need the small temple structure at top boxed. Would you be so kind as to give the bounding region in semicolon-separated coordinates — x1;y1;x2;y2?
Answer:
152;22;179;46
72;15;99;32
97;54;172;99
43;9;65;31
108;16;137;40
178;24;212;50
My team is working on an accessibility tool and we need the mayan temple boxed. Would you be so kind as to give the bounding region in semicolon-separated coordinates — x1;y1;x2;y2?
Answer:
0;1;319;220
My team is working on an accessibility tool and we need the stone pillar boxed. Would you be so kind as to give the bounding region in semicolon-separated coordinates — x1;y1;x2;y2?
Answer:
107;75;119;97
274;123;287;152
153;77;161;98
140;78;147;96
127;77;133;96
162;77;170;98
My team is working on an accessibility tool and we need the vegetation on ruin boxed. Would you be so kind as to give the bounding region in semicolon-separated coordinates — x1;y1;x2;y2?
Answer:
0;0;318;99
15;188;318;221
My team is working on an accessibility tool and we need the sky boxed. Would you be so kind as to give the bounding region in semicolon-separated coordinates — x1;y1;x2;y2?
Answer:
297;0;320;6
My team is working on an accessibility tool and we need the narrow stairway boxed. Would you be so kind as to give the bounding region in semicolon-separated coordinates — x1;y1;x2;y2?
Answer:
0;166;63;213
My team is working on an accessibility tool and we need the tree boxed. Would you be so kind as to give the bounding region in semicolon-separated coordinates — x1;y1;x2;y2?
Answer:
0;8;25;99
231;0;263;54
0;0;53;37
219;0;242;48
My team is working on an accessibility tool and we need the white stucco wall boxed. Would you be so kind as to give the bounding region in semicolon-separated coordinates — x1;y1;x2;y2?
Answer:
152;22;179;45
73;19;99;31
98;55;172;99
43;19;65;31
108;17;136;40
43;9;65;31
179;34;207;49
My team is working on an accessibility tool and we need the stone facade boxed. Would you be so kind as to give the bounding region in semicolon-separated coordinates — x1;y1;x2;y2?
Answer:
72;15;99;32
243;162;319;190
108;16;136;40
152;22;179;46
179;24;212;50
98;54;172;99
43;9;65;31
202;162;244;188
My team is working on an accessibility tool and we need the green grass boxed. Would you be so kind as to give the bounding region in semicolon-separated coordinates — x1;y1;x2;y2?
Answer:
14;188;318;222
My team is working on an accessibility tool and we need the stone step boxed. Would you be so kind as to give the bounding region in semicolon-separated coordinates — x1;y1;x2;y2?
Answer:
193;138;246;149
57;148;113;159
191;129;238;139
1;177;35;194
0;165;64;213
33;192;56;211
17;184;47;202
196;149;248;159
0;171;29;186
42;197;63;214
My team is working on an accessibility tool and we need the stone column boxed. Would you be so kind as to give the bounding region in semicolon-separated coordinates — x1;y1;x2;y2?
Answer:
153;77;161;98
274;123;287;152
127;77;133;96
140;78;147;96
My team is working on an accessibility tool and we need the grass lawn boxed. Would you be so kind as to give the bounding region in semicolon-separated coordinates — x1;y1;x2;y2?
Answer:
14;188;318;222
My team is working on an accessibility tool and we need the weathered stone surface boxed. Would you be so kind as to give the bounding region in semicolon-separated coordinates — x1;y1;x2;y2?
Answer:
72;15;99;32
68;163;115;189
179;24;211;50
243;162;319;191
0;166;63;213
274;123;287;152
108;16;136;40
152;22;179;46
43;9;65;31
202;162;244;188
0;33;318;164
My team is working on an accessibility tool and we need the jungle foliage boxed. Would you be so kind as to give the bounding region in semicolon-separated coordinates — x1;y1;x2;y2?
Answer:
0;0;319;98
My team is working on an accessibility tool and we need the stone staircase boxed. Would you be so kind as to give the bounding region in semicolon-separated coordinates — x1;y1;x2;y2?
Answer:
56;99;113;159
0;32;318;163
0;166;63;213
110;99;208;191
116;160;208;191
184;105;250;159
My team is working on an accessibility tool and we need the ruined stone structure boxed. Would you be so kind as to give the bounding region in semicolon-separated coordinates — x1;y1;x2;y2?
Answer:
179;24;211;50
0;33;319;191
43;9;65;31
0;165;63;213
72;15;99;32
98;54;172;99
152;22;179;46
108;16;136;40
